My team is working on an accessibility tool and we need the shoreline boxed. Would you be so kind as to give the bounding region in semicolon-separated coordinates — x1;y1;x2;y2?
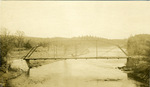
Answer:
118;66;149;87
0;59;59;87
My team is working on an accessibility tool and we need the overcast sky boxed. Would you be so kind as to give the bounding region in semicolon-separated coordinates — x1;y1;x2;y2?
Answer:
0;1;150;39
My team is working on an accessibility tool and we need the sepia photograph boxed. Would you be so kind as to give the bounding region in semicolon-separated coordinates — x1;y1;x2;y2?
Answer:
0;1;150;87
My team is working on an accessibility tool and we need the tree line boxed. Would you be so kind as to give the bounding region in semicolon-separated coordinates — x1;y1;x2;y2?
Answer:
127;34;150;56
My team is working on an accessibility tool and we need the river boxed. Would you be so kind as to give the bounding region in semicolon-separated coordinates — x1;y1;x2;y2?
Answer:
9;59;145;87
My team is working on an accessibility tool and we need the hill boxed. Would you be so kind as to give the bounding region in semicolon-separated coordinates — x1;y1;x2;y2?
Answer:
24;36;127;48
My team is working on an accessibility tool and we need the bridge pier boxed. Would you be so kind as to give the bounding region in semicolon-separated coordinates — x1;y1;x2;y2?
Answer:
25;60;31;77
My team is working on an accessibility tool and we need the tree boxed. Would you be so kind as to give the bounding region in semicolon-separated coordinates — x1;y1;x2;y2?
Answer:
0;28;15;72
127;34;150;56
15;30;25;48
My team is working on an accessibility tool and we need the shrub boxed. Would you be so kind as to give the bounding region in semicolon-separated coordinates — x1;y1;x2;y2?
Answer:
0;29;15;67
24;40;32;49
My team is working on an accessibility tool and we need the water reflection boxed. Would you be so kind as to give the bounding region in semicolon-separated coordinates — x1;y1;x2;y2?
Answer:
21;59;144;87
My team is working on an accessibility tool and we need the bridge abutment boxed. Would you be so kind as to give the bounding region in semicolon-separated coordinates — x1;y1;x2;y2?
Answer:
25;60;31;77
126;58;139;68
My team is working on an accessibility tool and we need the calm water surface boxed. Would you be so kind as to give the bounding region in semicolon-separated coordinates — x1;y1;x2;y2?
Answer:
10;59;144;87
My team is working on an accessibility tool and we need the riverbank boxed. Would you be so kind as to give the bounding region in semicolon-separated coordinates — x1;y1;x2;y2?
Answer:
0;69;23;87
119;58;150;87
0;59;59;87
128;73;149;87
129;63;149;87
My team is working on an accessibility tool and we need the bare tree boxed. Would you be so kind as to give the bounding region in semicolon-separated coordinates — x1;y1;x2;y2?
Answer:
15;30;25;48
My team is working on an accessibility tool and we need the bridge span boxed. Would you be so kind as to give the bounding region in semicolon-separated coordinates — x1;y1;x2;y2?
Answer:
24;56;129;60
22;45;147;77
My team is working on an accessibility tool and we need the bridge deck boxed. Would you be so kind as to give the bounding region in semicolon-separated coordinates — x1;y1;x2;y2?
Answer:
24;56;130;60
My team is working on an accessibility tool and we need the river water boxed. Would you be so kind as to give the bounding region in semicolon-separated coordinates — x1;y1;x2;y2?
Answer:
10;59;144;87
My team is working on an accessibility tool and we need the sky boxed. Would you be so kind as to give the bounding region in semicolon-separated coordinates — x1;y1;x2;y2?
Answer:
0;1;150;39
